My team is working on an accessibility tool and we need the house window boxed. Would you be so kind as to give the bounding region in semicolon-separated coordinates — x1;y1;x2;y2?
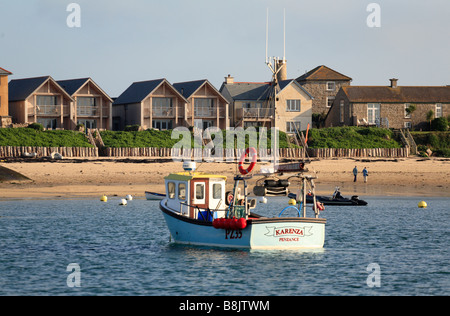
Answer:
194;119;214;130
77;97;97;116
404;103;411;119
436;103;442;118
326;82;336;91
37;118;57;130
367;103;381;125
194;98;214;116
77;119;96;130
152;98;173;116
286;100;301;112
404;122;412;129
286;121;301;133
152;119;173;130
340;100;345;123
37;95;58;106
327;97;335;108
36;95;59;115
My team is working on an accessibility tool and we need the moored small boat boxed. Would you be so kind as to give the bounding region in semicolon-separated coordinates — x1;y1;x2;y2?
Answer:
160;149;326;249
145;191;165;200
288;187;368;206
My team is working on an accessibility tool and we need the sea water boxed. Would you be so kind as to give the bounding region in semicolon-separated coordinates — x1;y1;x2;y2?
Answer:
0;196;448;296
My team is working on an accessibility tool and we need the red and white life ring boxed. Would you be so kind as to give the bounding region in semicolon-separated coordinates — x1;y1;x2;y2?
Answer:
238;147;258;175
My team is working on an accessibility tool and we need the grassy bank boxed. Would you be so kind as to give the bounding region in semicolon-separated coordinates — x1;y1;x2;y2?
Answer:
100;129;295;149
307;127;401;149
0;128;93;147
411;131;450;157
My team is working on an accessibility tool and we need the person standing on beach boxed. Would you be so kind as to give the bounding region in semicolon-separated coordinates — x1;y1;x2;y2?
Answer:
363;167;368;183
353;166;358;182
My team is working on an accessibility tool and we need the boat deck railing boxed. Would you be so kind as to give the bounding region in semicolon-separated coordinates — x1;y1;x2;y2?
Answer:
179;202;216;222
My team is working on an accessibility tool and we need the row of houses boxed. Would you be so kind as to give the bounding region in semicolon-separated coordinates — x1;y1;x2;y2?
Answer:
1;65;449;133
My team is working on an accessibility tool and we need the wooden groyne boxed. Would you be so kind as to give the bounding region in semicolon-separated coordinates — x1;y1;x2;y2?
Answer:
0;146;98;158
0;146;409;160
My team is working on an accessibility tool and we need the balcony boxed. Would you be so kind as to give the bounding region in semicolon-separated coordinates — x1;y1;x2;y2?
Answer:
27;105;61;116
144;107;175;118
77;105;98;116
194;106;216;117
186;106;226;119
237;108;274;120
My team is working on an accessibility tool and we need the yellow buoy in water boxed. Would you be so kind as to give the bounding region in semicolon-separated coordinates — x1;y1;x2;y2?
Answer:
418;201;427;208
288;199;297;206
100;195;108;202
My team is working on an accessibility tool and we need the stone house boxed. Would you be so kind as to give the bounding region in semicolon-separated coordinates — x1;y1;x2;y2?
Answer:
0;67;13;127
112;79;188;131
296;65;352;115
172;79;229;130
325;79;450;130
220;75;313;134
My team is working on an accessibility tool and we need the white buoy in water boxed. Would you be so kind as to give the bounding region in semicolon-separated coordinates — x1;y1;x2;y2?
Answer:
119;199;127;206
126;194;133;201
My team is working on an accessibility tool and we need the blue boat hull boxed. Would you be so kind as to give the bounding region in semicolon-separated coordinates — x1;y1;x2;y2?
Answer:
160;200;326;249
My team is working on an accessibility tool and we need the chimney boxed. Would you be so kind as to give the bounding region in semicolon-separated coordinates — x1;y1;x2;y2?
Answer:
390;78;398;88
225;74;234;85
276;59;287;83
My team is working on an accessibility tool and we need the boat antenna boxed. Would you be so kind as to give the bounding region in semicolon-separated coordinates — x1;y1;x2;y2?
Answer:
283;8;286;62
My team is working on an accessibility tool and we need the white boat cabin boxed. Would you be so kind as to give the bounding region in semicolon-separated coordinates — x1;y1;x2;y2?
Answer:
164;172;228;220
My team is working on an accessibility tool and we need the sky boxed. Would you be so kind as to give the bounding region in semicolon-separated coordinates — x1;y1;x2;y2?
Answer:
0;0;449;97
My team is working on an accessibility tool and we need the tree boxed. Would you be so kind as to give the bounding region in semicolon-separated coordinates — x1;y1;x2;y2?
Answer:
426;110;434;130
405;104;417;116
431;117;449;131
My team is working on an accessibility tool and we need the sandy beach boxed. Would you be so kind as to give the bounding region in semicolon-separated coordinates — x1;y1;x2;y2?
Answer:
0;157;449;200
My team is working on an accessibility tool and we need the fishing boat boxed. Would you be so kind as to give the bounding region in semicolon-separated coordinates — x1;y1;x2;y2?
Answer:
288;187;368;206
159;149;326;249
145;191;165;200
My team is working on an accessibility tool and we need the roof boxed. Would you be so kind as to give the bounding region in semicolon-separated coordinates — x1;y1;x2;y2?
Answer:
173;79;229;104
57;78;113;102
342;86;450;103
57;78;90;95
296;65;352;82
173;80;208;98
8;76;73;102
0;67;12;76
221;79;313;102
165;172;227;181
114;79;187;105
221;82;274;102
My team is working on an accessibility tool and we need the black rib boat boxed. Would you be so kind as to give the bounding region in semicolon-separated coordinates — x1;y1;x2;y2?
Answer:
288;188;368;206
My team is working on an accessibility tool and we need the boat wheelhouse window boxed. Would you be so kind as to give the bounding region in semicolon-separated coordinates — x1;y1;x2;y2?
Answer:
178;183;186;200
195;183;204;200
168;182;175;199
212;183;222;200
